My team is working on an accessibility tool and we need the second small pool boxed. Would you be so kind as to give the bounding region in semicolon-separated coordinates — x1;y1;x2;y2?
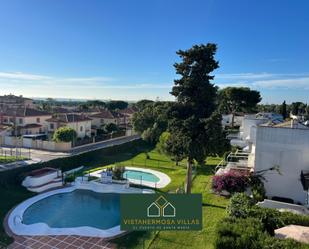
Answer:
123;170;160;183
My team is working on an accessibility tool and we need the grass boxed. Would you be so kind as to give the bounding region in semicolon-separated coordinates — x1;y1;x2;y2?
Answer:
0;156;26;164
106;151;229;249
0;143;228;249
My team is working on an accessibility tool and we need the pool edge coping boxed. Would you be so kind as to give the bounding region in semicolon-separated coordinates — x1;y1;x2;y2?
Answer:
7;184;152;238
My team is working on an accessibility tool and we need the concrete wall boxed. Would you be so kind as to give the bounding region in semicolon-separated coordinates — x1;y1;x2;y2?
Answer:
1;136;71;152
254;126;309;204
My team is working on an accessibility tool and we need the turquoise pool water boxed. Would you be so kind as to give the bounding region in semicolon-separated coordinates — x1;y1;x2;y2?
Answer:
124;170;160;183
23;190;120;229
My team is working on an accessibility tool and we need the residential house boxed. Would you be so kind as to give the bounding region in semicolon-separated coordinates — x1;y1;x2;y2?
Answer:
0;94;35;109
89;110;118;128
118;107;137;125
0;107;52;135
46;114;92;138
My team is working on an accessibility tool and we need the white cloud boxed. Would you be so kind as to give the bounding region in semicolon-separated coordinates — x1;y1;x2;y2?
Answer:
216;73;275;80
0;72;52;81
253;77;309;89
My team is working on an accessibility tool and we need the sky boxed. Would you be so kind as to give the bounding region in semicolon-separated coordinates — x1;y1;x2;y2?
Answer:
0;0;308;104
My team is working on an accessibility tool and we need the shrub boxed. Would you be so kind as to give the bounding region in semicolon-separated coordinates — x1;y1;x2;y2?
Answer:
64;174;75;183
249;175;266;202
261;237;309;249
216;217;309;249
280;211;309;227
227;193;255;218
215;217;265;249
212;171;249;194
112;166;125;180
53;127;77;142
248;206;284;236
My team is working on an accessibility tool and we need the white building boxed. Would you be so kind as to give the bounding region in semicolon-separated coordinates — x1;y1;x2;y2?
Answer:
253;124;309;205
222;113;244;128
218;117;309;205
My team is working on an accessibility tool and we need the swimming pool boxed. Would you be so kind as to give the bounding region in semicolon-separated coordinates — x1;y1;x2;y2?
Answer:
23;190;120;230
124;169;160;183
8;184;153;237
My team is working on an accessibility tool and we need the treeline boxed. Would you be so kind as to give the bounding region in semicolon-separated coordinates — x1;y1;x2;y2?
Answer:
258;101;309;119
36;98;132;112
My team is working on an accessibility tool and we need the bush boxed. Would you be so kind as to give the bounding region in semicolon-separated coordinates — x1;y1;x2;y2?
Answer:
216;217;309;249
53;127;77;142
112;166;125;180
212;171;249;194
227;193;255;218
215;217;265;249
249;175;266;202
64;174;75;183
280;211;309;227
261;237;309;249
248;206;284;236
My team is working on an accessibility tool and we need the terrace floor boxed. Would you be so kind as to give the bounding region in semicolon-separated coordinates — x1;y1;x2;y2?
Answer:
7;235;115;249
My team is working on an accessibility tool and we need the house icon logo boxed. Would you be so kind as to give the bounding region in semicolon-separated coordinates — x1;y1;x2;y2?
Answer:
147;196;176;217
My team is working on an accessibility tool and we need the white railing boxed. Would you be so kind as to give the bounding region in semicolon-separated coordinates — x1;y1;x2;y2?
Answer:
215;150;251;173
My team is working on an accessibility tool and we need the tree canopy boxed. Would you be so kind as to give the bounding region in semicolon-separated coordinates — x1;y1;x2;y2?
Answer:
132;101;171;144
53;127;77;142
135;99;154;111
167;44;229;193
219;87;261;114
219;87;261;126
106;100;128;110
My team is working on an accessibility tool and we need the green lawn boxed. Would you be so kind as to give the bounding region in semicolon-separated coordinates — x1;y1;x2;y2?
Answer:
0;156;26;164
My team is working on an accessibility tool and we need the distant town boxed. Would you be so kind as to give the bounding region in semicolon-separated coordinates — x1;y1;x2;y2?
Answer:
0;94;137;152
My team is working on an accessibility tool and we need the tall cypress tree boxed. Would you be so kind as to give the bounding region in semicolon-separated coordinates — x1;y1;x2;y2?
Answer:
168;44;229;193
280;100;287;119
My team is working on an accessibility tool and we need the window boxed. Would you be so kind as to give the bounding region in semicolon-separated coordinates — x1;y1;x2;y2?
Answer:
80;126;83;132
37;117;40;123
19;118;23;124
100;118;104;123
50;123;54;129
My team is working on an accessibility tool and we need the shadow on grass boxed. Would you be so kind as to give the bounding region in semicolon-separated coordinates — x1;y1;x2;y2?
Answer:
111;231;156;249
202;202;226;209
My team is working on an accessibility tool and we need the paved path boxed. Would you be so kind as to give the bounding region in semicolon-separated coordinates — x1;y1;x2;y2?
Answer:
7;235;115;249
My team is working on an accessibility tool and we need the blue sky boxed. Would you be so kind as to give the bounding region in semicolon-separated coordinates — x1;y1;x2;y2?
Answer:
0;0;308;103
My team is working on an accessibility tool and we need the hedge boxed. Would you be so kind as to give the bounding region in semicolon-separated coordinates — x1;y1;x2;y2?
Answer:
0;138;149;186
215;217;309;249
227;193;309;236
